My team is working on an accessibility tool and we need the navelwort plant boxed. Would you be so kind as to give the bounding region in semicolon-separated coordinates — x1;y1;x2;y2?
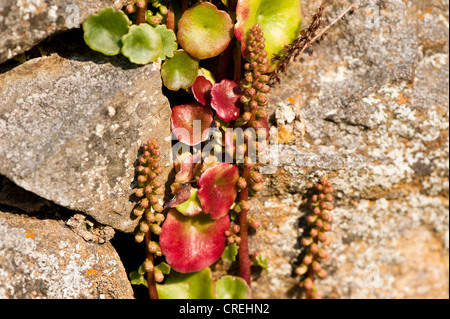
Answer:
82;0;358;299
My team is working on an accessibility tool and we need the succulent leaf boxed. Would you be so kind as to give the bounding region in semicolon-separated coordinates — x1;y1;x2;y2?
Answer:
82;8;130;55
210;79;242;122
159;209;230;273
161;50;199;91
192;76;213;106
121;24;163;64
235;0;302;71
198;163;239;220
156;267;215;299
154;24;178;59
216;276;252;299
176;188;203;217
171;102;213;145
177;2;234;60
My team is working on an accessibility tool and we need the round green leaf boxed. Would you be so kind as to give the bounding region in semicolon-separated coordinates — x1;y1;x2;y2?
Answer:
235;0;302;71
177;2;234;60
216;276;252;299
161;50;199;91
121;24;163;64
82;7;130;55
154;24;178;59
156;268;215;299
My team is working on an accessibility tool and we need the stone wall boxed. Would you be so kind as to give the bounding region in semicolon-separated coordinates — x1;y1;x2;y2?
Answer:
0;0;448;299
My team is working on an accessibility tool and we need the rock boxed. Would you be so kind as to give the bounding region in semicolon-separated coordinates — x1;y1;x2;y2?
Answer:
66;213;115;244
247;0;449;299
0;0;127;64
0;209;134;298
0;50;172;233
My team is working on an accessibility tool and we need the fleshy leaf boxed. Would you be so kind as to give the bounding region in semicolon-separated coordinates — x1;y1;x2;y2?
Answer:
171;102;213;146
155;262;171;275
221;243;239;262
177;2;234;60
129;271;148;287
216;276;252;299
82;8;130;55
198;163;239;220
176;188;203;217
159;209;230;273
154;24;178;59
165;183;192;208
121;24;163;64
210;79;242;122
157;267;215;299
192;76;213;106
235;0;302;71
253;254;269;273
174;152;202;183
161;50;199;91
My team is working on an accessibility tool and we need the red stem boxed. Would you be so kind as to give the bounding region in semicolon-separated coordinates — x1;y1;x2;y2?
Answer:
181;0;188;13
136;0;149;25
238;170;251;287
229;0;238;12
145;231;159;299
238;106;258;289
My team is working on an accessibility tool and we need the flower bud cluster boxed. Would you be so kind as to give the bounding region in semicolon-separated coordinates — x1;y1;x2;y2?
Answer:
225;224;241;245
296;175;334;299
126;0;168;26
239;24;271;129
134;138;165;243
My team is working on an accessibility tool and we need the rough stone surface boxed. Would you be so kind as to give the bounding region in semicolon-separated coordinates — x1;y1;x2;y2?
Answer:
0;209;134;298
0;0;127;64
247;0;449;299
0;50;172;233
0;0;448;300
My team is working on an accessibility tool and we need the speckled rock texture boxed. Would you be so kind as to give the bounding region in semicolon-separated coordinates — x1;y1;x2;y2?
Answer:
0;51;172;233
0;209;134;298
247;0;449;299
0;0;448;300
0;0;127;64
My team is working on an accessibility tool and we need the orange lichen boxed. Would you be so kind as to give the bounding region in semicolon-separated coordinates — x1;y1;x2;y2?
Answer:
86;268;98;277
25;230;35;239
277;125;294;144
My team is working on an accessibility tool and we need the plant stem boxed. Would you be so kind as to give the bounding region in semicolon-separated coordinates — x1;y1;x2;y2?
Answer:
238;171;251;287
229;0;238;12
181;0;188;13
144;231;159;299
136;0;149;25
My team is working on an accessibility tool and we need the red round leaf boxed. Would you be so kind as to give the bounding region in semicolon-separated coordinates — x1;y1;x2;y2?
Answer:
192;76;213;106
198;163;239;220
159;209;230;273
210;79;242;122
171;102;213;146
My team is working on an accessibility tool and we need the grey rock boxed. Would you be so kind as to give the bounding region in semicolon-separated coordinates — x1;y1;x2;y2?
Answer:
0;52;172;233
0;209;134;298
249;0;449;299
66;213;115;244
0;0;127;64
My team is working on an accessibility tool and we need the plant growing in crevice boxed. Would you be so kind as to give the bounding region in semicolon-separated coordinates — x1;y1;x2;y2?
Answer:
81;0;358;299
295;175;334;299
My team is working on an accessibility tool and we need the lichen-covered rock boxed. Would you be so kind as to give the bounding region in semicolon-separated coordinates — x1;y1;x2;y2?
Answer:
0;52;172;233
0;0;127;64
247;0;449;299
0;209;134;298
